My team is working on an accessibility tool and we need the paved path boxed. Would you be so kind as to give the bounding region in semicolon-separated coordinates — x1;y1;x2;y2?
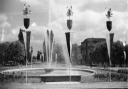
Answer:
0;82;128;89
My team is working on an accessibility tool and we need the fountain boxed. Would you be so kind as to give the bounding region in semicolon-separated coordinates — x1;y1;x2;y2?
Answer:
0;25;95;82
0;1;95;84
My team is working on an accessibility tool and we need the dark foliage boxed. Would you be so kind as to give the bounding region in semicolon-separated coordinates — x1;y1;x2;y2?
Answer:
91;41;125;66
0;41;25;66
91;42;109;65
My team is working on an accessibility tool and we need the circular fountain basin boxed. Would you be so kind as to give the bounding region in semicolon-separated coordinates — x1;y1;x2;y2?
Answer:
0;67;95;82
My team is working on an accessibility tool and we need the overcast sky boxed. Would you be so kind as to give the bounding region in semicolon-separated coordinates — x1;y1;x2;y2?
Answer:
0;0;128;54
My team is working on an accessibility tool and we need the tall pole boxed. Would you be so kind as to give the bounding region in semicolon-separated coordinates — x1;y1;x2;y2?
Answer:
31;46;33;68
106;8;113;82
23;1;31;83
66;5;73;81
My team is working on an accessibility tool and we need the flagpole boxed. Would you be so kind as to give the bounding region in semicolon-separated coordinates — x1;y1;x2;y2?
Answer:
26;32;27;84
23;0;31;84
66;2;73;81
31;47;33;68
106;8;113;82
109;31;111;82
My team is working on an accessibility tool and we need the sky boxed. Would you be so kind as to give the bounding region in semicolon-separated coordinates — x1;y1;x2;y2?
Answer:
0;0;128;54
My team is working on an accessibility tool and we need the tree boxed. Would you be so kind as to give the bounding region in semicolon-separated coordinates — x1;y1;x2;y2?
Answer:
125;45;128;66
112;41;124;66
0;42;10;65
91;42;109;65
5;41;25;65
91;40;124;66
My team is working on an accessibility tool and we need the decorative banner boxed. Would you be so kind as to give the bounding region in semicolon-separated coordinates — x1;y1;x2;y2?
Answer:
106;32;114;65
110;33;114;46
24;18;30;29
106;21;112;32
26;31;31;61
67;20;72;30
65;32;70;57
106;32;110;59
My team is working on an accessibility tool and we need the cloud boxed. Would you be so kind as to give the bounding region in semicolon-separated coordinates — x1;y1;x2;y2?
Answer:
49;8;107;44
92;0;111;3
47;0;128;44
1;0;128;54
20;0;41;6
0;14;7;22
49;2;128;44
72;10;128;44
111;11;128;42
31;22;37;27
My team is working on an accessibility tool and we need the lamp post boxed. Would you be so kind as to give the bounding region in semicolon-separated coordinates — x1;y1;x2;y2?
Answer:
23;2;31;83
106;8;113;82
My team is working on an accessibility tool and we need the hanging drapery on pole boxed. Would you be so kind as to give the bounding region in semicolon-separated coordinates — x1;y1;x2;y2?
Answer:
65;32;70;58
67;20;72;30
106;21;112;31
26;31;31;61
106;32;110;60
24;18;30;29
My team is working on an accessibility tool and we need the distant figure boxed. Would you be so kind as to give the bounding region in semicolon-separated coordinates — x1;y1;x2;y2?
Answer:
67;6;73;17
106;8;113;20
